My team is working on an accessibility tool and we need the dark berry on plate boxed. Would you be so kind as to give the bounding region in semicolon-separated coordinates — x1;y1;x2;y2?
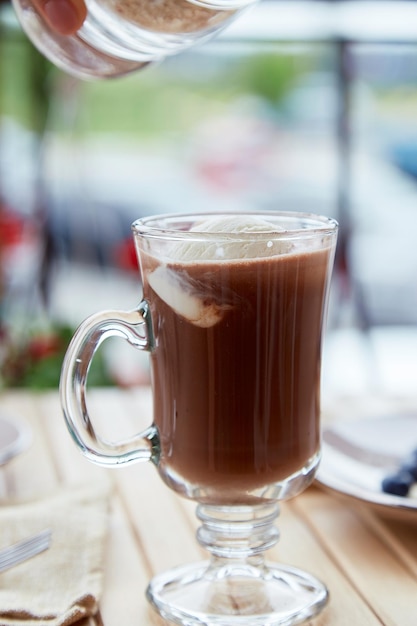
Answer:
381;470;414;497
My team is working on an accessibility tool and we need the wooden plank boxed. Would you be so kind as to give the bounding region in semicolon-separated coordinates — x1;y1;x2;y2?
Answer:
36;390;108;485
295;487;417;626
359;507;417;579
100;491;163;626
0;391;59;499
276;499;382;626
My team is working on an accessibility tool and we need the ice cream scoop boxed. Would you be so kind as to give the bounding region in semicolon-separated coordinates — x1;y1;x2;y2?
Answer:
147;266;232;328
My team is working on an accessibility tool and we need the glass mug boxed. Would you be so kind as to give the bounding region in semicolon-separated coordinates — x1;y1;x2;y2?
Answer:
12;0;258;80
60;211;338;626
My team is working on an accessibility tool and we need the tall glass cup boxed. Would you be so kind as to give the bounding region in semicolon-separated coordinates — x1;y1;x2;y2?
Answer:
12;0;257;79
60;211;338;625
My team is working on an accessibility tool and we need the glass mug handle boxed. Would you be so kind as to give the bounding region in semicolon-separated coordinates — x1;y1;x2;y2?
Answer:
60;300;159;466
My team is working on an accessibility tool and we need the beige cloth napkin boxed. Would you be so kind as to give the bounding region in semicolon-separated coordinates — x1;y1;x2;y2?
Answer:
0;481;111;626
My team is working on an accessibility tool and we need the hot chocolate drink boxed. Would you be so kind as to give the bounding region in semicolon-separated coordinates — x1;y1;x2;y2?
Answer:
60;211;337;625
138;216;335;503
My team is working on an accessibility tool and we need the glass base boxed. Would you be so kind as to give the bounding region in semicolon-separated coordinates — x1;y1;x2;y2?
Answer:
147;559;328;626
12;0;153;80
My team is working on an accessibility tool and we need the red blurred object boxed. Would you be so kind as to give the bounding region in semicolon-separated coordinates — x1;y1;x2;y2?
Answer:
113;237;139;273
28;334;62;362
0;205;26;248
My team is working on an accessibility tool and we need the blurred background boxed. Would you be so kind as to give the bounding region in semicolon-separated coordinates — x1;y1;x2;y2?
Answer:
1;0;417;396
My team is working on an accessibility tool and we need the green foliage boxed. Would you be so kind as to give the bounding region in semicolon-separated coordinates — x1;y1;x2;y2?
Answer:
1;324;114;389
235;52;310;106
72;52;307;136
73;70;235;138
0;29;53;133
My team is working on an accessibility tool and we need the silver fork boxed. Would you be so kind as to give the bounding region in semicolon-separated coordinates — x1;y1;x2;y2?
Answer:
0;529;52;573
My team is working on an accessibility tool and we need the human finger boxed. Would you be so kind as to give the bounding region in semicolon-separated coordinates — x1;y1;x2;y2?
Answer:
32;0;87;36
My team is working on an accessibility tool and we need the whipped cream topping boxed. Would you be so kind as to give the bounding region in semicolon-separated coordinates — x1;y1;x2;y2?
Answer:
169;215;293;262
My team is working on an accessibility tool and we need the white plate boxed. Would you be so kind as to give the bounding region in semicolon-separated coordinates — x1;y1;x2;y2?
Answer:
0;414;32;466
316;413;417;521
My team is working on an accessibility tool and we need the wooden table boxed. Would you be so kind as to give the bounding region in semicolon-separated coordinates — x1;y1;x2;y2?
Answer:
1;388;417;626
